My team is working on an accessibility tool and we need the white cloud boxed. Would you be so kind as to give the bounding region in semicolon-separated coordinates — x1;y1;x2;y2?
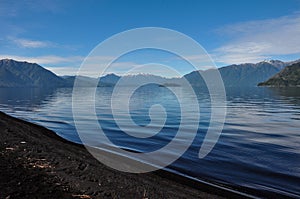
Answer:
8;37;54;48
0;54;86;76
213;13;300;64
0;54;139;77
77;55;141;77
0;54;212;77
45;66;79;76
0;1;64;17
0;54;84;65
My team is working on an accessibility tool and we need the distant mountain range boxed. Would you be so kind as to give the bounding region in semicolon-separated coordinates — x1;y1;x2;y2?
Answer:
61;75;98;87
183;60;298;87
99;60;299;88
0;58;299;88
258;62;300;87
98;73;179;86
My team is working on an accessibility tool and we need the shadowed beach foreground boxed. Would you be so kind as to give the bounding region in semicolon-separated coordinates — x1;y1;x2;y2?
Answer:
0;111;241;199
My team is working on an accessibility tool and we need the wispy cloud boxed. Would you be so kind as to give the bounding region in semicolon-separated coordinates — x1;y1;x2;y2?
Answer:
0;54;183;77
45;66;80;76
76;56;141;77
0;54;140;77
0;54;84;76
0;54;84;65
45;61;140;77
213;13;300;64
0;0;64;17
176;54;216;70
8;37;54;48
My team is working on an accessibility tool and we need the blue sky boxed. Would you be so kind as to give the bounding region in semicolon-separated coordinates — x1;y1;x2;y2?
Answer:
1;0;300;77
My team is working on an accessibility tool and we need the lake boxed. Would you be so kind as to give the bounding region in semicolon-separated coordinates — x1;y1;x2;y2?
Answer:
0;86;299;198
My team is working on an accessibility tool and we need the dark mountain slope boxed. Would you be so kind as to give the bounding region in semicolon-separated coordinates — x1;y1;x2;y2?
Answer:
183;61;292;87
258;63;300;87
0;59;65;88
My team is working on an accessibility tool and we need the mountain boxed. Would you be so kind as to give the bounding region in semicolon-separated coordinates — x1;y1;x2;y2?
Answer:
0;59;65;88
98;73;180;86
98;73;121;86
1;58;299;88
258;63;300;87
183;60;295;87
65;73;178;87
219;61;283;87
115;74;169;86
62;75;98;87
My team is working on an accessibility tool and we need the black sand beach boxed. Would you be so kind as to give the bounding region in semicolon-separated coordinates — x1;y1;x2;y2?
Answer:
0;111;245;199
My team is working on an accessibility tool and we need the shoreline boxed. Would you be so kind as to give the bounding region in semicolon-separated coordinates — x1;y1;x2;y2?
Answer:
0;111;257;198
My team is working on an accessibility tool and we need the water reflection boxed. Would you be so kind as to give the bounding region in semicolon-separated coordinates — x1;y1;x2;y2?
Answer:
0;88;57;111
0;86;299;197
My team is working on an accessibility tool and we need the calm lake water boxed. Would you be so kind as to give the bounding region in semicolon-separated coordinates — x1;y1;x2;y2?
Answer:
0;86;299;198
